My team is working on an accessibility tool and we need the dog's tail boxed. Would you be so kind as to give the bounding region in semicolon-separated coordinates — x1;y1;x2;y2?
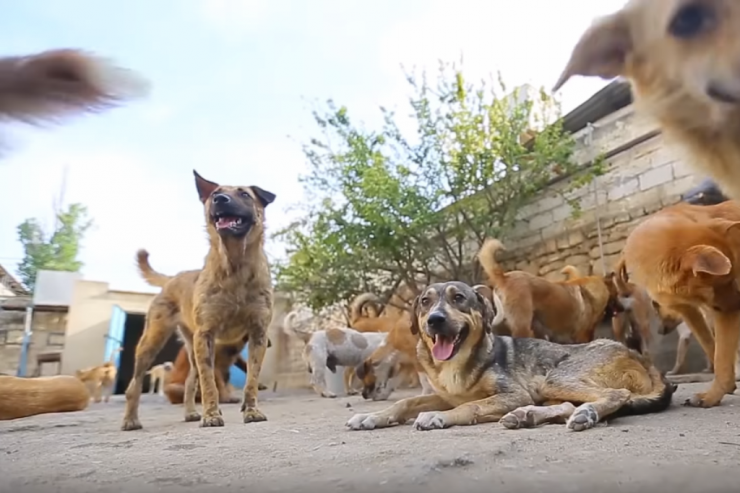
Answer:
282;310;313;344
614;257;631;296
491;291;506;326
0;49;149;128
609;367;676;420
135;249;172;288
350;293;384;325
560;265;581;280
477;238;507;286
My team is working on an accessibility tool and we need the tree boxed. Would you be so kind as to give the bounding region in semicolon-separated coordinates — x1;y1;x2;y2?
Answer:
275;61;604;313
16;203;94;291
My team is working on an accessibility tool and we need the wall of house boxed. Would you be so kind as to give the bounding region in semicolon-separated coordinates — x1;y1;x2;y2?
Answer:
0;301;67;375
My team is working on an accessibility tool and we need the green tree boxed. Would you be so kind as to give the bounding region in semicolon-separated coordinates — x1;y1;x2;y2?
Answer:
275;61;603;313
16;203;94;291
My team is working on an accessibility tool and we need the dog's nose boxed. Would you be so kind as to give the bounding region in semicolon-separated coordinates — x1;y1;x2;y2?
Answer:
213;193;231;204
427;312;446;328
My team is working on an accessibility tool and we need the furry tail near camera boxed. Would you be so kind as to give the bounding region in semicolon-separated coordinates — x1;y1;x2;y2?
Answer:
135;249;172;288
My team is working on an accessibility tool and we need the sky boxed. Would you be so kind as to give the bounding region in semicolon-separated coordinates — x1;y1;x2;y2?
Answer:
0;0;628;294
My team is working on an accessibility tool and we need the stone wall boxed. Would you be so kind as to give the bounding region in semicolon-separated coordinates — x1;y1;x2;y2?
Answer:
0;300;67;375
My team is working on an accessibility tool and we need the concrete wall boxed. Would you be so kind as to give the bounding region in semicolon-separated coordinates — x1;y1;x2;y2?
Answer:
61;280;155;374
0;301;67;375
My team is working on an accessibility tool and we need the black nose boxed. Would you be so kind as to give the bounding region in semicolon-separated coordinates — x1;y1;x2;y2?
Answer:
427;312;446;328
213;193;231;204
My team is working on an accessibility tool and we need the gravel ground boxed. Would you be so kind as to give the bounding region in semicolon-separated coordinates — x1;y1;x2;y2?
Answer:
2;384;740;493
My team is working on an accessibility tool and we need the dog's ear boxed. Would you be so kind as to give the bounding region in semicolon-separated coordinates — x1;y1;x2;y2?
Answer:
709;219;740;236
355;361;369;380
473;284;495;332
250;186;276;208
681;245;732;277
193;170;219;203
553;12;631;92
409;295;421;335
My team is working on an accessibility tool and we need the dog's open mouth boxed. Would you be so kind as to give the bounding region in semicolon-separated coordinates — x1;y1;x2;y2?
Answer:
431;325;469;361
212;212;251;234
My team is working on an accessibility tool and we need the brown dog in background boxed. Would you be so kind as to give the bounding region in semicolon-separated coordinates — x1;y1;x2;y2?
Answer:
477;239;611;343
554;0;740;202
349;292;399;333
617;200;740;408
0;375;90;421
604;271;654;356
75;347;123;403
121;170;276;431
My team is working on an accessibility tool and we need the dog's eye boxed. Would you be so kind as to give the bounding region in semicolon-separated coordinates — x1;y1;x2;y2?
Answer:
240;191;252;200
420;297;430;307
669;3;715;39
453;293;465;303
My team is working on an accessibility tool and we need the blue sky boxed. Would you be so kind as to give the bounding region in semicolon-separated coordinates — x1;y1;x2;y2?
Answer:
0;0;626;293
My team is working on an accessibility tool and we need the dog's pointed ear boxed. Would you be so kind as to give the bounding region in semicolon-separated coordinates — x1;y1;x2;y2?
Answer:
409;295;421;335
473;284;495;332
681;245;732;277
553;12;631;92
250;185;276;208
193;170;219;203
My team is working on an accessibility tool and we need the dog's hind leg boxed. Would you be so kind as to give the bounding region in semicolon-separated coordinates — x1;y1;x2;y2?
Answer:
121;300;177;431
667;333;691;375
240;331;270;423
540;382;631;432
343;367;358;396
501;402;577;429
178;332;202;422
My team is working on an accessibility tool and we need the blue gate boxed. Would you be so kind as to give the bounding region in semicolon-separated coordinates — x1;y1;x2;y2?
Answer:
104;305;126;371
229;346;249;390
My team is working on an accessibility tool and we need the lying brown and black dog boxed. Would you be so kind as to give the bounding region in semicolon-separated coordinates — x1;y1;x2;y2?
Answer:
164;339;271;405
121;170;276;431
478;239;611;343
347;281;674;433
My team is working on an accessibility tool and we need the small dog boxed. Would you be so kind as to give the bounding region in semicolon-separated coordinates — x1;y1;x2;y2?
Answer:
477;239;611;343
604;271;654;355
121;170;276;431
617;200;740;407
284;309;388;398
0;375;90;421
146;362;173;396
347;281;674;433
554;0;740;202
0;49;148;152
75;347;122;403
354;313;435;401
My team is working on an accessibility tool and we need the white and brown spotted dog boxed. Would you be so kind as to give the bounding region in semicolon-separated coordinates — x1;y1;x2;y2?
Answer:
283;308;388;398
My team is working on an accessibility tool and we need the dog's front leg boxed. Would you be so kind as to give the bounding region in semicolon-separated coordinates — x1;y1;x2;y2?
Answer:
241;332;269;423
193;331;223;427
413;391;533;431
346;394;452;431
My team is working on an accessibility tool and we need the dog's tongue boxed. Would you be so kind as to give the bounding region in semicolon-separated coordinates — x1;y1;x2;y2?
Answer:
216;216;238;229
432;337;455;361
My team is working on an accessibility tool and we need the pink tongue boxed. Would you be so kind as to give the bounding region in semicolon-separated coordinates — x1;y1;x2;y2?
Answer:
216;217;236;229
432;338;455;361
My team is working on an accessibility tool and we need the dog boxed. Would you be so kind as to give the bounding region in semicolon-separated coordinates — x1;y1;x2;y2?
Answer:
0;49;148;152
477;239;611;343
616;200;740;407
354;312;435;401
283;309;388;398
346;281;674;432
603;271;655;355
75;347;122;403
349;292;401;333
163;339;272;405
554;0;740;202
0;375;90;421
146;362;173;396
121;170;276;431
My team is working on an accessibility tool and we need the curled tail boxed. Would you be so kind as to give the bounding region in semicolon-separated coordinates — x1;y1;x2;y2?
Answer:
477;238;507;286
614;257;631;296
282;310;314;344
135;249;172;288
609;367;676;420
0;49;149;126
560;265;581;281
350;292;384;325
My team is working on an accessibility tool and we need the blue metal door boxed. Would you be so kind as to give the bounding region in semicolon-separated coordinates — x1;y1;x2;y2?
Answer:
104;305;126;370
229;346;249;389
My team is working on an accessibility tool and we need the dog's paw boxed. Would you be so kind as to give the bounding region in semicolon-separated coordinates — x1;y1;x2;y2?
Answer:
321;391;337;398
200;414;225;428
243;408;268;424
346;389;359;396
346;413;390;430
184;411;202;422
413;411;447;431
566;404;599;432
683;391;723;408
121;418;142;432
666;369;678;376
501;407;536;430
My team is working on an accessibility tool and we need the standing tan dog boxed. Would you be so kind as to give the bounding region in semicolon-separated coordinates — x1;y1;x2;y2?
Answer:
75;347;123;403
477;239;611;343
146;362;173;396
554;0;740;201
121;170;275;430
617;200;740;408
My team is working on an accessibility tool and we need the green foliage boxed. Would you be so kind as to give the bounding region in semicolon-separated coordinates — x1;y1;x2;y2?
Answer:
275;61;602;312
16;203;94;291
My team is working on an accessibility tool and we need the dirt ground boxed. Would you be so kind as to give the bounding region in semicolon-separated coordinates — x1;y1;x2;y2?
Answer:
1;384;740;493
